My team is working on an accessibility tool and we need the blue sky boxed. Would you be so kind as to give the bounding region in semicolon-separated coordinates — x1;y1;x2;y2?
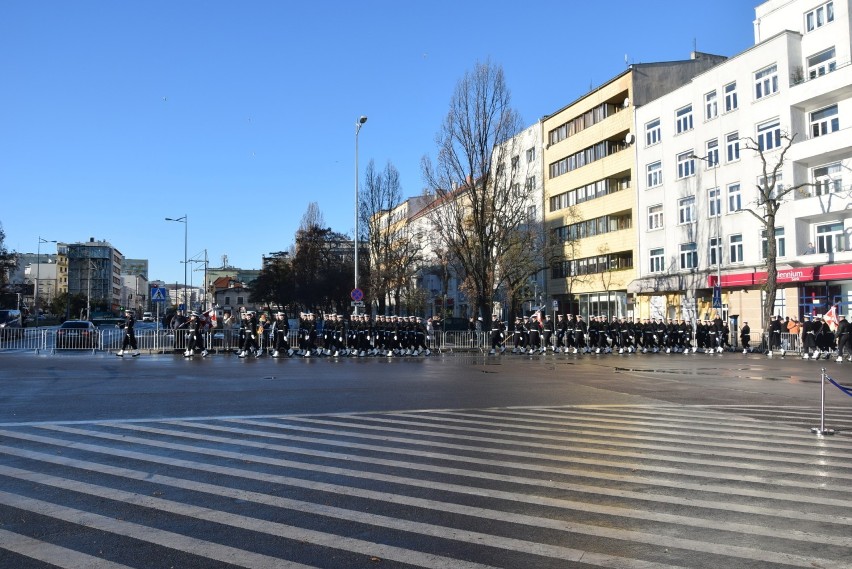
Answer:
1;1;757;286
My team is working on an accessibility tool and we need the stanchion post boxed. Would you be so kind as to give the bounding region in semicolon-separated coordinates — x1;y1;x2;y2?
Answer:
811;367;836;436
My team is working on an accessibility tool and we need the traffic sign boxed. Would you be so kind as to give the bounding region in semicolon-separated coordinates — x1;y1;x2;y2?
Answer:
350;301;365;308
151;287;168;303
712;286;722;309
350;288;364;302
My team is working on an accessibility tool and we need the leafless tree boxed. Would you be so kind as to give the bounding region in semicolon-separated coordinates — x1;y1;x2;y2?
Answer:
741;132;810;339
421;59;525;328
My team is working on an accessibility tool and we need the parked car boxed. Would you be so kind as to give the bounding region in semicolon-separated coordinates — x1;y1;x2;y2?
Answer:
0;309;23;340
56;320;99;349
142;311;153;322
441;317;471;331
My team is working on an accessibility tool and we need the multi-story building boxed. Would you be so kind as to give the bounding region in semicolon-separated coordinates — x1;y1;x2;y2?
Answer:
632;0;852;327
543;53;726;319
65;238;124;315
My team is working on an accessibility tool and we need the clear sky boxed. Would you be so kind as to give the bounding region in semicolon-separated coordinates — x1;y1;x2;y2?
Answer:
1;1;757;286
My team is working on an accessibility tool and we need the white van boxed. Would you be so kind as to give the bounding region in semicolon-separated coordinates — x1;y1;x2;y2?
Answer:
142;311;153;322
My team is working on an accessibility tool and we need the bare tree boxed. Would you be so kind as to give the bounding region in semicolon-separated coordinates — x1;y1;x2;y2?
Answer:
421;59;524;328
741;132;810;339
299;202;325;233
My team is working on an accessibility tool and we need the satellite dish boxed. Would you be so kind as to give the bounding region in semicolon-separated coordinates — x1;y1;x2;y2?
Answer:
624;132;635;145
623;97;630;108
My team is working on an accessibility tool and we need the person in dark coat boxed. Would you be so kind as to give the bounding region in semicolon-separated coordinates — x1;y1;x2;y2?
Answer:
740;322;751;353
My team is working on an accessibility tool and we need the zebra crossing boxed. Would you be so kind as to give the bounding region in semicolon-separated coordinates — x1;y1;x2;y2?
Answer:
1;404;851;568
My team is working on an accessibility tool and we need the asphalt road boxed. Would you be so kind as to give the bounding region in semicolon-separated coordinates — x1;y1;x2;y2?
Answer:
1;351;851;569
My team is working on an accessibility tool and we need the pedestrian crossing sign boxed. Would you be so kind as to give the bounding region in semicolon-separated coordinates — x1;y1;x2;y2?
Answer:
151;287;167;302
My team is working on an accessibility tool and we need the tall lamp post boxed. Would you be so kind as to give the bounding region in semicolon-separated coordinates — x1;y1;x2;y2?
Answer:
354;115;368;315
35;237;56;329
165;215;188;315
690;153;723;317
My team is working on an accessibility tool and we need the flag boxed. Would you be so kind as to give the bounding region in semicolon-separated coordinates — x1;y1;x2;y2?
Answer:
203;307;218;328
824;305;839;332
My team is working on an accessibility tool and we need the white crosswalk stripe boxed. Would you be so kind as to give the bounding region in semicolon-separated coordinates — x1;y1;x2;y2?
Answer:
1;404;851;568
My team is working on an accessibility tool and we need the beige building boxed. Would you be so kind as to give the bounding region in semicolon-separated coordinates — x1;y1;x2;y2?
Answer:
543;54;727;318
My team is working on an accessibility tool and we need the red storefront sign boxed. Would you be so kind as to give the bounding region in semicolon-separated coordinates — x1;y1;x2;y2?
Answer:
708;263;852;288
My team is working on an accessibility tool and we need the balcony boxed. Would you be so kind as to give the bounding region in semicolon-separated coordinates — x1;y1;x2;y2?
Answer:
790;61;852;109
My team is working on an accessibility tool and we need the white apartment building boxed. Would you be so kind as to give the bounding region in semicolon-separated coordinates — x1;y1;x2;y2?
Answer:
632;0;852;328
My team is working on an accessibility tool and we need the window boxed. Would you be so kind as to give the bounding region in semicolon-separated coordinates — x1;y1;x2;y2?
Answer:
526;147;536;162
525;175;536;190
757;119;781;151
729;234;744;263
706;139;719;167
649;248;665;273
726;132;740;162
724;82;738;112
676;105;693;133
813;163;843;195
808;47;837;79
806;1;834;32
810;104;839;137
645;118;661;146
705;90;718;120
677;152;695;179
648;204;664;230
709;187;721;217
647;161;662;187
511;156;519;170
816;222;844;253
680;243;698;269
755;64;778;100
761;227;786;259
527;205;537;220
709;237;722;266
727;183;742;212
678;196;695;224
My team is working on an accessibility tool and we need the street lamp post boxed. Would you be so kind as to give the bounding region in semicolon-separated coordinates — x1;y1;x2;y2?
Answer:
690;153;723;319
354;115;367;315
165;215;188;315
35;237;56;329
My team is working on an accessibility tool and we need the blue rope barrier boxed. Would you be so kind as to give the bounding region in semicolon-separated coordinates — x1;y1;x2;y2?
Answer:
826;375;852;398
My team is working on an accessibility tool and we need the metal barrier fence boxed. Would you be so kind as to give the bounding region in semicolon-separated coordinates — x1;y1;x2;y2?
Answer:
0;327;817;356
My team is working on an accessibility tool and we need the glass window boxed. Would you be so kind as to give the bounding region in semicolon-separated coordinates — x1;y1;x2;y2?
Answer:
816;222;844;253
680;243;698;269
649;248;665;273
757;119;781;151
729;234;743;263
808;47;837;79
678;196;695;224
724;82;738;112
526;147;536;162
806;2;834;32
705;90;718;120
676;105;693;134
709;187;721;217
648;204;663;230
677;152;695;179
706;139;719;167
709;237;722;266
755;64;779;100
761;227;786;259
813;163;843;195
647;161;662;188
645;118;661;146
727;183;742;212
726;132;740;162
810;104;839;137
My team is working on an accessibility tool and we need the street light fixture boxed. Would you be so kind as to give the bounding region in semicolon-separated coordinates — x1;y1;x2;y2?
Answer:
35;236;56;329
354;115;367;315
165;215;188;314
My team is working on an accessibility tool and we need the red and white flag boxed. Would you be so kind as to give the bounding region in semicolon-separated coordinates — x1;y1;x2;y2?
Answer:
824;305;839;331
203;307;218;328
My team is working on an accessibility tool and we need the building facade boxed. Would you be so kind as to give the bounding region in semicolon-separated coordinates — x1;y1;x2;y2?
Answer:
632;0;852;328
65;239;124;314
543;54;726;319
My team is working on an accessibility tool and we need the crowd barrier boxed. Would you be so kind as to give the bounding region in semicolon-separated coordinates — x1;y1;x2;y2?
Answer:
0;327;832;356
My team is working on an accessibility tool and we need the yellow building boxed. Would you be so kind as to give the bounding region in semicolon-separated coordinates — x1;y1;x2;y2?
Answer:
543;54;726;318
